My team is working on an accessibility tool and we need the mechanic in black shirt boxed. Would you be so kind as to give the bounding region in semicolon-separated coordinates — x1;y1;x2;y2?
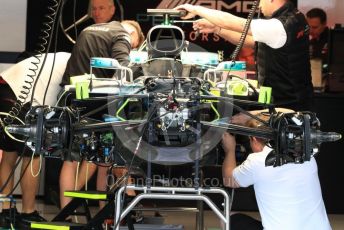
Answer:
306;8;329;60
59;20;144;209
176;0;314;111
61;20;144;86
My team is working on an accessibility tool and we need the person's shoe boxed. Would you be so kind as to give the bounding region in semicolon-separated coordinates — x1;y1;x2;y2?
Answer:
0;208;20;228
133;204;144;224
133;211;144;224
17;210;47;228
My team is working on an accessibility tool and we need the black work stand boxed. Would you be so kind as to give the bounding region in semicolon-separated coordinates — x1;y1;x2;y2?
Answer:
112;110;232;230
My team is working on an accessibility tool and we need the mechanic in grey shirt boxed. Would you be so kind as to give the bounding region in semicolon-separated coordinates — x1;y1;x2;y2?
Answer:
60;20;144;86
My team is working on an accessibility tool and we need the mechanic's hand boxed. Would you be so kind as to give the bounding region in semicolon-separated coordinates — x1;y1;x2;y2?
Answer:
230;112;251;125
222;132;236;156
174;4;198;19
193;19;218;34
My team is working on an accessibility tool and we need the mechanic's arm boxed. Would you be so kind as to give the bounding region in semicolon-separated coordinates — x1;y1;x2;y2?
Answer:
222;132;240;188
175;4;249;34
216;28;255;48
111;36;132;67
193;19;255;48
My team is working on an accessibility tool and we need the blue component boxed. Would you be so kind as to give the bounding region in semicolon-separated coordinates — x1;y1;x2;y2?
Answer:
103;115;121;122
80;144;85;150
181;52;219;66
130;51;148;64
104;147;110;156
218;61;246;71
90;57;120;68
